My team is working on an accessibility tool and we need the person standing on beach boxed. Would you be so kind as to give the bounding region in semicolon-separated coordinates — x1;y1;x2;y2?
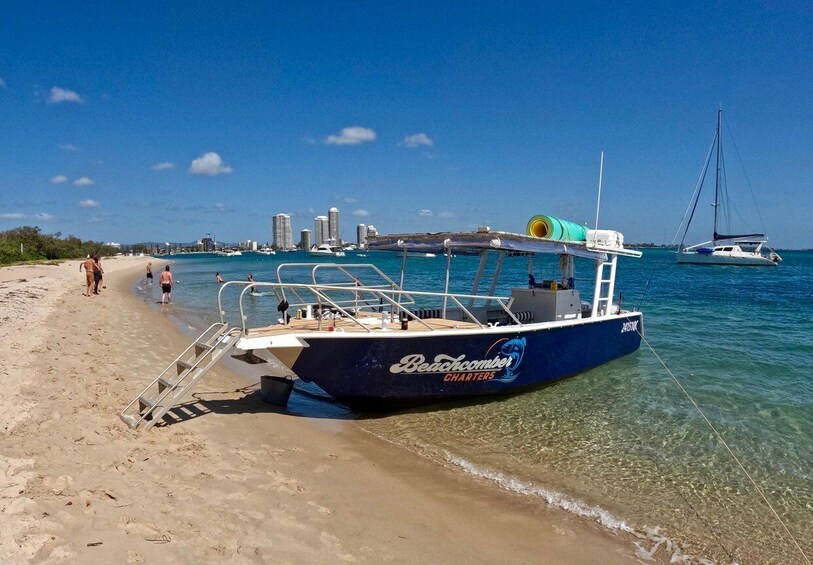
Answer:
159;265;174;304
93;256;104;294
80;256;95;297
146;262;153;285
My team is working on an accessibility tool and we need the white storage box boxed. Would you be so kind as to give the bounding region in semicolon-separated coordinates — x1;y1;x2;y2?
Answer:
587;229;624;248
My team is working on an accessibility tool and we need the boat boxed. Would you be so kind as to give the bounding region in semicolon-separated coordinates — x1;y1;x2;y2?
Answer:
676;110;781;266
309;243;346;257
256;247;276;255
120;216;645;428
216;249;243;257
228;221;643;410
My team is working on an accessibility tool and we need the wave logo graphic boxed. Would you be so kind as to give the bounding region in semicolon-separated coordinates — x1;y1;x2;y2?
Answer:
492;337;526;382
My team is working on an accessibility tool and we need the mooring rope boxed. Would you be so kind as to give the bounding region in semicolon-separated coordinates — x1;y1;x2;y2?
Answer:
637;331;811;565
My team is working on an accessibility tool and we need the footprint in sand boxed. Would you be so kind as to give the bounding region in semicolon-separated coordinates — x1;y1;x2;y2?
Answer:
118;515;160;537
307;501;333;516
320;532;355;562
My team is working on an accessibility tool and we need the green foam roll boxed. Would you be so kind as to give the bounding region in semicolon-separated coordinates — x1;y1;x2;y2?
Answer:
526;215;589;242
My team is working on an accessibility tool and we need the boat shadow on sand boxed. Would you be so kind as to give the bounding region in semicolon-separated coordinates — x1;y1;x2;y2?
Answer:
146;378;573;428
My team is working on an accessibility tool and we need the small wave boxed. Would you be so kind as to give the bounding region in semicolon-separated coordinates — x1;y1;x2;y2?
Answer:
444;452;713;564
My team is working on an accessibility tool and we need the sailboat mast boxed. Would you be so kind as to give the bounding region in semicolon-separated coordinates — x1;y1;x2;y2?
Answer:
713;108;722;243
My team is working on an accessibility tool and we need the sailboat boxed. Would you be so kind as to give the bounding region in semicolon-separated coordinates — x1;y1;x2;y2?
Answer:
676;109;781;266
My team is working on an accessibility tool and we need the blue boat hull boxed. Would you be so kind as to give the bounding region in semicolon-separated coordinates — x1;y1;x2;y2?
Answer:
290;313;643;411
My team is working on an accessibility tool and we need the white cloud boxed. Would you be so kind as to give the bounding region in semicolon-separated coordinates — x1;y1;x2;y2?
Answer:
302;136;317;145
50;175;68;184
324;126;376;146
73;177;94;187
418;209;433;217
352;209;370;217
79;199;100;208
48;86;83;104
59;143;80;152
438;211;456;218
189;152;233;176
151;162;175;171
88;216;105;223
1;212;25;219
35;213;54;221
213;203;226;210
401;133;433;148
340;196;358;204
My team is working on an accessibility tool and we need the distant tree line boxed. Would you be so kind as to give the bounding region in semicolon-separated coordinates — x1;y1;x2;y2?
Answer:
0;226;121;265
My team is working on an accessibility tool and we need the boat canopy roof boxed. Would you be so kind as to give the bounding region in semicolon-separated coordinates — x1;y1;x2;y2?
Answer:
368;230;641;259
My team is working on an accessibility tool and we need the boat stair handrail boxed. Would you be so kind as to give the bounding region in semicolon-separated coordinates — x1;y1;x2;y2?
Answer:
217;280;518;334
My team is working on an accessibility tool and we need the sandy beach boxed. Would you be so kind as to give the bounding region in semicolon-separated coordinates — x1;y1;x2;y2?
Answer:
0;257;654;564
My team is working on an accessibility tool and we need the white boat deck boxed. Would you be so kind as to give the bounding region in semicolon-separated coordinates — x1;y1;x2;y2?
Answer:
244;316;482;337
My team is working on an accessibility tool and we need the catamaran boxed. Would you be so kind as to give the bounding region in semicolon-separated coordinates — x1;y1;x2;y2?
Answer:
121;216;644;427
676;109;781;266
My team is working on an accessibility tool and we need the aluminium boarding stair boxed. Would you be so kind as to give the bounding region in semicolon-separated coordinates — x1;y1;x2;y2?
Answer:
120;322;241;430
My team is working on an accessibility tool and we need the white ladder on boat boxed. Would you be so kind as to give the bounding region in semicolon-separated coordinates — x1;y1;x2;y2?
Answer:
591;255;618;317
120;322;241;430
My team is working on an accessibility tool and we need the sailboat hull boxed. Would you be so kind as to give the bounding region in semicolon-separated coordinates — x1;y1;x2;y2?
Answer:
676;251;777;266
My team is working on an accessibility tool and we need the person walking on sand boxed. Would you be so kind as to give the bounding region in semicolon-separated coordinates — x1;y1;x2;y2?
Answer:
215;272;223;283
80;255;95;297
159;265;174;304
146;262;153;285
247;274;257;294
92;256;104;294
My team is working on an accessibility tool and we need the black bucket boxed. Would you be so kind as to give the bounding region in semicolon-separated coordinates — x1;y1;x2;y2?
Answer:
260;375;294;406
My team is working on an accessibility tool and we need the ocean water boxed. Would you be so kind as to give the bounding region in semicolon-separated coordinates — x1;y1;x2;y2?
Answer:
133;249;813;564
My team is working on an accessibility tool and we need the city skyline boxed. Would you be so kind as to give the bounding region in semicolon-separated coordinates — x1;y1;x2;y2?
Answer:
2;4;812;248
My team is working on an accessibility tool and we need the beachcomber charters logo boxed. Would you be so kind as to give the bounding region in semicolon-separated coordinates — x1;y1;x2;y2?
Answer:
389;337;526;383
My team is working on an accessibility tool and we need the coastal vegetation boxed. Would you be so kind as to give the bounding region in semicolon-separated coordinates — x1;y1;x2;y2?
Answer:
0;226;119;265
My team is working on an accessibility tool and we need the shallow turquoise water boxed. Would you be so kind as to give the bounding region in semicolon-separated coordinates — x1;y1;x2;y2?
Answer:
134;249;813;564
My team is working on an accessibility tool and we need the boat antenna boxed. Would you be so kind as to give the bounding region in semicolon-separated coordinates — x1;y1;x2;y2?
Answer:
594;151;604;230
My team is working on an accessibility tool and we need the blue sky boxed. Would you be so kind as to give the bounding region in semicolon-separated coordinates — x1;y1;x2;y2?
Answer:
1;2;811;247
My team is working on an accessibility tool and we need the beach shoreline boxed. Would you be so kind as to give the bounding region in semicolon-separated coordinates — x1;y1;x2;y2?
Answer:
1;257;652;563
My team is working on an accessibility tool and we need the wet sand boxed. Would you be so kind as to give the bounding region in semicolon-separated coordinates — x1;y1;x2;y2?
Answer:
0;257;654;563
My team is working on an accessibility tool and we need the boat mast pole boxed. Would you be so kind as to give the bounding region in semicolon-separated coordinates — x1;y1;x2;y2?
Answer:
713;108;722;244
595;151;604;230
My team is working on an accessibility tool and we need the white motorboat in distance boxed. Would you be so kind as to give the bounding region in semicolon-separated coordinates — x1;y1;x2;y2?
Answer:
309;244;346;257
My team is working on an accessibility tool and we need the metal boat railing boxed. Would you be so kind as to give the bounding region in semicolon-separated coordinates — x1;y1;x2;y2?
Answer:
216;280;518;334
273;262;413;312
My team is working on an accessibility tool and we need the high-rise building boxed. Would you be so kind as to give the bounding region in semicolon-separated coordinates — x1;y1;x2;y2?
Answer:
328;207;340;245
300;229;312;250
356;224;367;248
314;215;329;245
366;225;378;239
273;213;293;249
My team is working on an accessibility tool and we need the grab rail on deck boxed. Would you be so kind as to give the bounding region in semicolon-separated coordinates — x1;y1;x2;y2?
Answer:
216;280;518;334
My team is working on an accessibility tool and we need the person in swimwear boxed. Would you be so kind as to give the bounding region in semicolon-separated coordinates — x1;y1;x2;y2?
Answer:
93;256;104;294
80;255;95;297
159;265;174;304
146;262;153;285
215;272;223;283
247;274;257;294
